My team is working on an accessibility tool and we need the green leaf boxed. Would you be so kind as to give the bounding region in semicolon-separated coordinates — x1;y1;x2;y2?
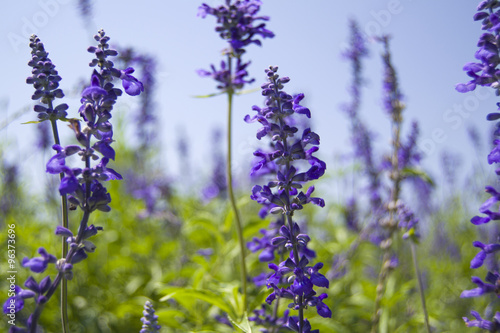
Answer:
401;167;435;186
160;288;235;318
193;91;224;98
22;117;79;125
235;87;260;95
228;312;253;333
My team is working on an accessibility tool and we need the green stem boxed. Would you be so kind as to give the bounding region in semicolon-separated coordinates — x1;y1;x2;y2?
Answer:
49;117;70;333
30;209;90;333
410;242;431;333
371;118;402;333
286;216;304;332
226;55;248;313
270;247;285;333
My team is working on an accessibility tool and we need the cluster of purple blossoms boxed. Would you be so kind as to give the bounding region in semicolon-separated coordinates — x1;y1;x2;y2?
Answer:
456;0;500;329
341;20;382;220
26;35;69;122
197;0;274;91
140;301;161;333
3;30;143;332
246;66;330;333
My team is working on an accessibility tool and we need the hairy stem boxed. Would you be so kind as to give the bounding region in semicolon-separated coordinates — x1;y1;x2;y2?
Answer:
226;54;248;313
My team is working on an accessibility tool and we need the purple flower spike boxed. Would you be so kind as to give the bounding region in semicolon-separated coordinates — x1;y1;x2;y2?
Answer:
26;35;68;121
197;0;273;91
457;1;500;327
248;66;328;332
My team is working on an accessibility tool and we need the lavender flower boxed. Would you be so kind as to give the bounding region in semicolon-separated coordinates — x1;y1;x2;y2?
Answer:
26;35;69;122
3;29;143;332
197;0;274;311
341;20;382;215
197;0;274;91
140;301;161;333
457;1;500;330
247;66;330;333
371;36;431;333
198;0;274;55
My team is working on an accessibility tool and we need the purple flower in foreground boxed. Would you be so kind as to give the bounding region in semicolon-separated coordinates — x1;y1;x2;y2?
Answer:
198;0;274;54
471;186;500;225
8;29;143;332
461;272;500;298
471;241;500;269
197;0;274;91
120;67;144;96
463;311;500;330
22;248;56;273
248;66;329;332
457;3;500;326
2;286;35;314
26;35;69;121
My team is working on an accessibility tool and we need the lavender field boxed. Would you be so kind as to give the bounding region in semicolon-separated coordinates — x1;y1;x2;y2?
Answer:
1;1;499;332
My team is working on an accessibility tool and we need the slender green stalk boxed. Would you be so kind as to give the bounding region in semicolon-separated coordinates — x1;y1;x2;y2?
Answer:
49;116;70;333
410;241;431;333
226;55;248;313
270;236;285;333
371;117;402;333
30;209;90;333
286;215;304;332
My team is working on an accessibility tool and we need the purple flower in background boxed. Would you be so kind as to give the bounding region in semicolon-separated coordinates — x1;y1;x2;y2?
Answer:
140;301;161;333
341;20;382;215
379;35;404;118
202;128;227;201
118;48;158;149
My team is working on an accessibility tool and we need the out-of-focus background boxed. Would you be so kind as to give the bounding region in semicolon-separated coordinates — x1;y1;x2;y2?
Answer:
0;0;491;194
0;1;496;332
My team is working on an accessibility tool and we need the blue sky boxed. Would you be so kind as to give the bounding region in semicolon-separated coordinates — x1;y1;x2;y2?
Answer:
0;0;492;197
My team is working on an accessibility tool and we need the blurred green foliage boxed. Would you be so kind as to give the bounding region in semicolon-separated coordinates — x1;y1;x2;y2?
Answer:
0;141;496;333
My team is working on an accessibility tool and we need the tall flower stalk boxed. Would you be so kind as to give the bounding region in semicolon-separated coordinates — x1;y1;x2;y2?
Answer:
246;66;330;333
197;0;274;312
2;29;143;333
26;34;71;332
370;36;430;333
457;0;500;330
